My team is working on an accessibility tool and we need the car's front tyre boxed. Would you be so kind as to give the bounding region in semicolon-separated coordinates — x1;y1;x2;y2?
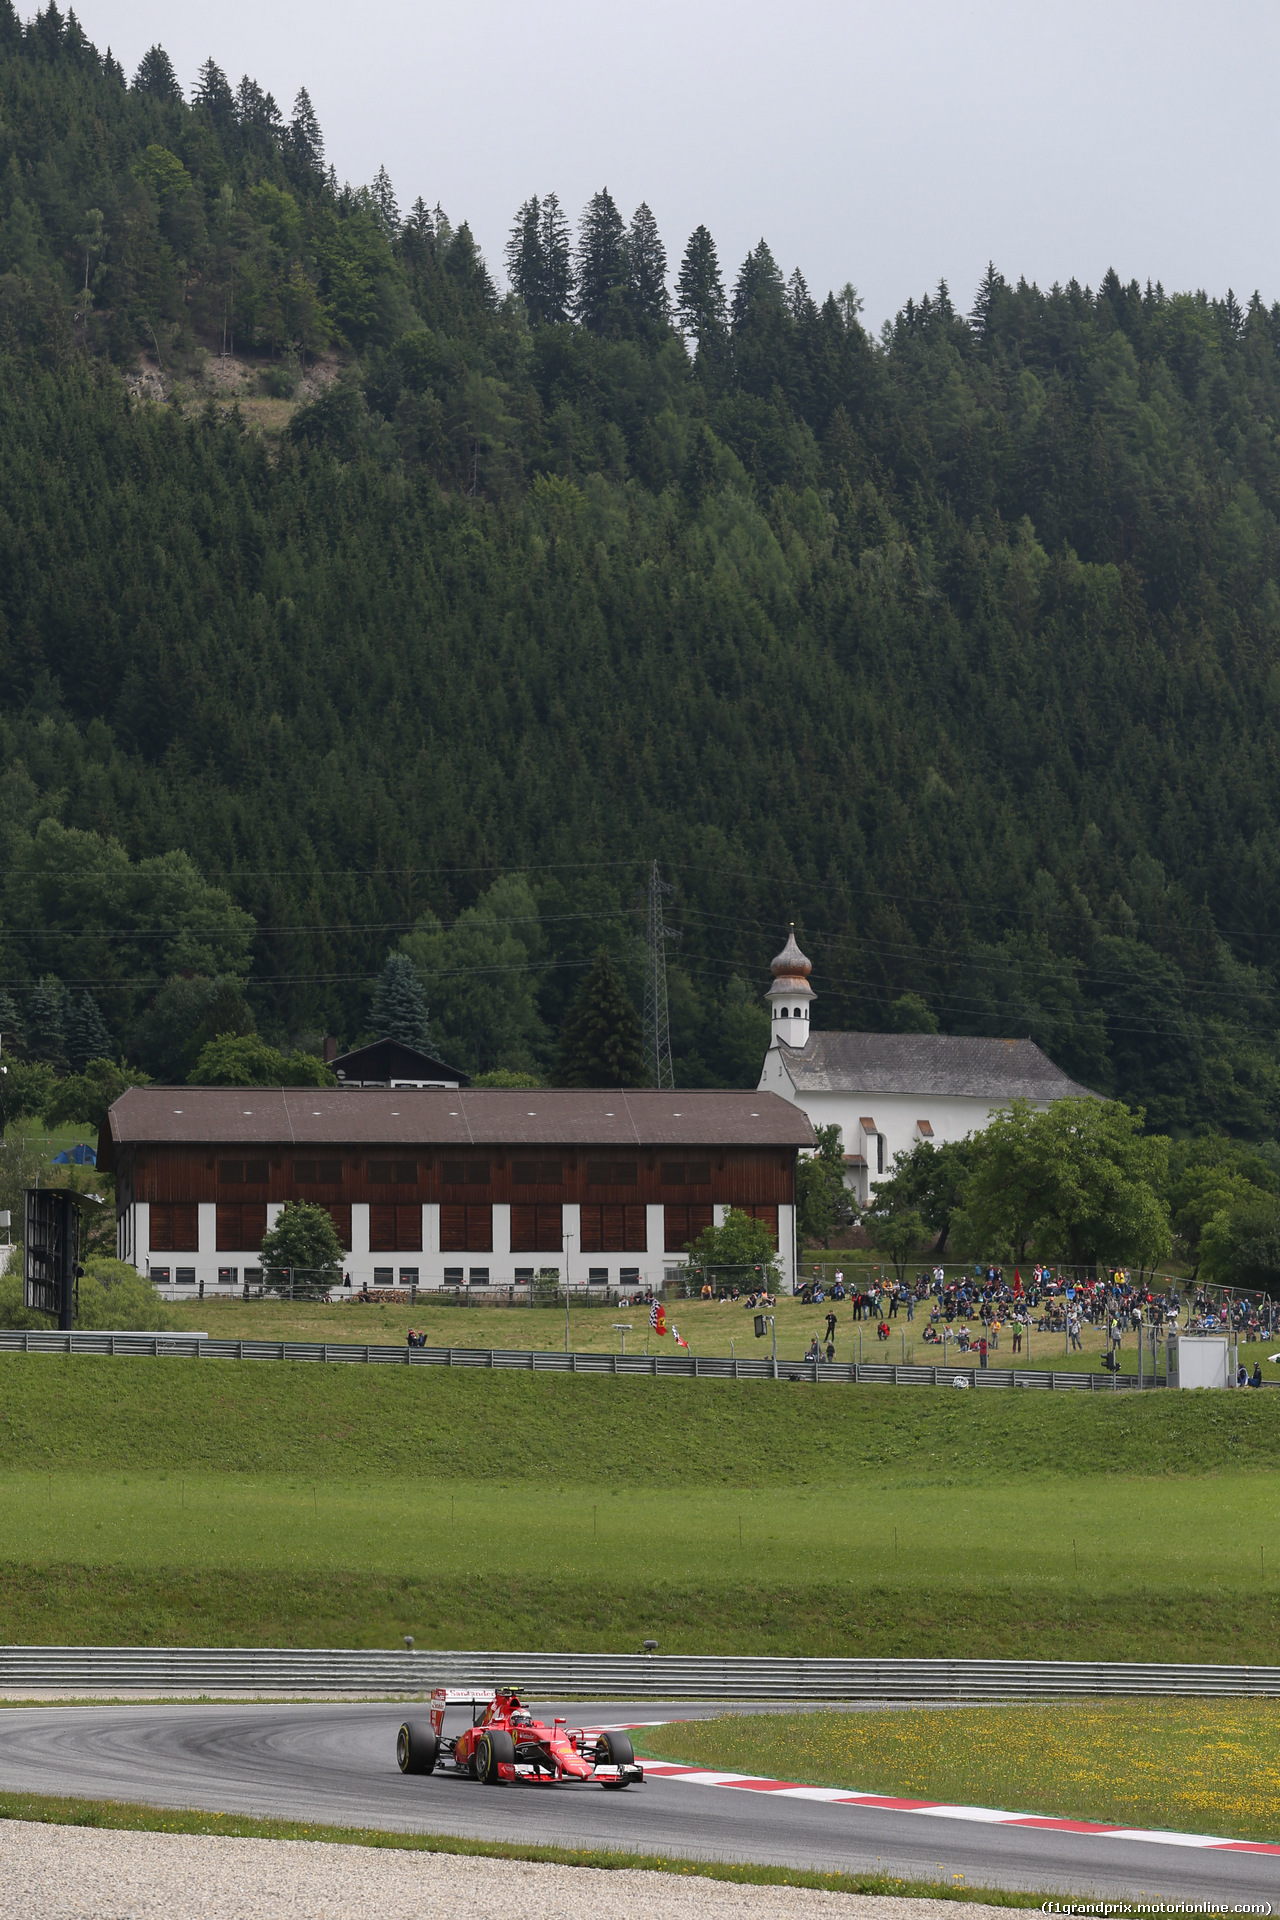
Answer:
475;1728;515;1783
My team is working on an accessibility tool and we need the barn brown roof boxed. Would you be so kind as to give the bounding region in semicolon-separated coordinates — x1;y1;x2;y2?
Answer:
99;1086;815;1167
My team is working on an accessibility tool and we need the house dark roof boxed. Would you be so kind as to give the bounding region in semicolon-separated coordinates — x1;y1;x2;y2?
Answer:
331;1037;470;1086
101;1087;815;1160
776;1032;1097;1101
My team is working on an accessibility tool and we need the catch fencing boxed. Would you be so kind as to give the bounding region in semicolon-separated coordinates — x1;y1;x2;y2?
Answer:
0;1329;1160;1391
0;1646;1276;1698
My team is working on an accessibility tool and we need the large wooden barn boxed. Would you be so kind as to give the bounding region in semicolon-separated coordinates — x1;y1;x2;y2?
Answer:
98;1087;813;1294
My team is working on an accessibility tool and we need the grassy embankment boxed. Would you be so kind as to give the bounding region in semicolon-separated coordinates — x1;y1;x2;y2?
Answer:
1;1354;1278;1655
158;1292;1186;1377
634;1700;1280;1845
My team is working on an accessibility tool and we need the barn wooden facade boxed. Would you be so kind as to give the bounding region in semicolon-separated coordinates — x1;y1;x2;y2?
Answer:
99;1087;813;1294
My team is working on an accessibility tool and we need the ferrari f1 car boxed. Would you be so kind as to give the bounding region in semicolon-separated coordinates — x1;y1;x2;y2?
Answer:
396;1687;644;1788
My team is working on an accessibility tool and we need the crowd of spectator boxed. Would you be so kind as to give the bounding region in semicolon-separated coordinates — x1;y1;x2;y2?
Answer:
795;1260;1279;1371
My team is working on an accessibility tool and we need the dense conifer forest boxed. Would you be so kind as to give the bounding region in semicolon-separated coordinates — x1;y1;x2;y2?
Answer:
3;5;1280;1131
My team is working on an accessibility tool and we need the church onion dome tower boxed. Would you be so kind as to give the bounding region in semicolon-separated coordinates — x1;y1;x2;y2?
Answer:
766;923;815;1049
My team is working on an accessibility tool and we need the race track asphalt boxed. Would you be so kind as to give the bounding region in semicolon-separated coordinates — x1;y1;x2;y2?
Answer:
0;1699;1274;1904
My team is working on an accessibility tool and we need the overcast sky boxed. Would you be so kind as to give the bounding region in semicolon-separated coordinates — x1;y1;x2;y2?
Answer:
55;0;1280;327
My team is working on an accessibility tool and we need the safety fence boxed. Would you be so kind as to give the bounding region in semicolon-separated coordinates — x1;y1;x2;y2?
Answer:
1;1647;1277;1699
0;1327;1159;1391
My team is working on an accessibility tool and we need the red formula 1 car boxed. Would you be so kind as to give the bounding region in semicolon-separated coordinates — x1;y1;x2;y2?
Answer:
396;1687;644;1788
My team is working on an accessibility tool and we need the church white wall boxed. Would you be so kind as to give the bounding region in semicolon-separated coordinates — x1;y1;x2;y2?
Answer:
759;1051;1057;1208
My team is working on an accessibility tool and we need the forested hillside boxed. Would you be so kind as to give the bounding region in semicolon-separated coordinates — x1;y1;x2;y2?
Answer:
3;5;1280;1130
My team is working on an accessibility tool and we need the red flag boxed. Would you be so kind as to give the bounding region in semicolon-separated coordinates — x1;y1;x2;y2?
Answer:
650;1301;667;1337
671;1324;688;1349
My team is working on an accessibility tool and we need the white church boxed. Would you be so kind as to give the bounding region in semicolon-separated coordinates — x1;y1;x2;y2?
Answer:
757;926;1096;1206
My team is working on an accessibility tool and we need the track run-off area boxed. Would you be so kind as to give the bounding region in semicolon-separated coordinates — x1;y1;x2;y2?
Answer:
0;1699;1275;1903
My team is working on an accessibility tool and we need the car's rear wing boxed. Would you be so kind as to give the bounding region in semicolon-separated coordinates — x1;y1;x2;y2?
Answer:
430;1687;496;1735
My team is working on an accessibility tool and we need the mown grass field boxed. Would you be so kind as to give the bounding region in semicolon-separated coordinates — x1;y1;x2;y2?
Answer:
634;1701;1280;1844
1;1354;1278;1654
159;1291;1189;1377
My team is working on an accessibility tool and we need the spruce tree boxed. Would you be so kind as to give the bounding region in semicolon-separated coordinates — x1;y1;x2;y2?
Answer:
370;953;432;1051
369;164;400;239
675;225;726;349
506;196;545;315
554;949;645;1088
289;87;324;173
574;189;626;334
192;57;234;124
787;266;817;325
27;976;70;1066
133;44;181;101
626;202;668;324
730;239;785;331
969;261;1005;340
65;991;113;1072
0;989;22;1057
539;194;573;323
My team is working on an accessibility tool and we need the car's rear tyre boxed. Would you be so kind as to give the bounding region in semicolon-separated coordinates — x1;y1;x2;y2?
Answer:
594;1730;634;1768
475;1728;515;1784
397;1722;438;1775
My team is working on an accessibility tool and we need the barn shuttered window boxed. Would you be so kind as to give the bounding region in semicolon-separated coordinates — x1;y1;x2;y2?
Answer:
369;1204;422;1252
219;1160;269;1185
150;1202;198;1251
293;1160;343;1185
368;1161;418;1185
586;1161;637;1186
580;1204;647;1253
440;1204;493;1252
216;1203;267;1251
441;1161;490;1186
663;1203;713;1252
660;1162;710;1187
512;1161;563;1185
510;1203;564;1251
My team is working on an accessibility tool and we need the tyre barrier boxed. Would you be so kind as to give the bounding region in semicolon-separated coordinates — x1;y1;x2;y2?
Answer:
0;1329;1161;1393
2;1647;1277;1699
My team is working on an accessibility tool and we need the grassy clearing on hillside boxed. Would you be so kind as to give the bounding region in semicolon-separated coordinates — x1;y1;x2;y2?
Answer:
0;1792;1041;1906
158;1293;1169;1375
1;1357;1278;1655
635;1702;1280;1844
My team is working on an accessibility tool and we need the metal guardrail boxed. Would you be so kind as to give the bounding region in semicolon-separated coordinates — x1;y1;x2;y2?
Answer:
1;1647;1276;1698
0;1329;1158;1392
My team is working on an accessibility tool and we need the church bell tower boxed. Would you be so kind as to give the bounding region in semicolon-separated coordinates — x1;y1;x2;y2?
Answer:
766;923;814;1048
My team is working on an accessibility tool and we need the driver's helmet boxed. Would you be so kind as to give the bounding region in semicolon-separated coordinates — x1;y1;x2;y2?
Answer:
510;1708;533;1727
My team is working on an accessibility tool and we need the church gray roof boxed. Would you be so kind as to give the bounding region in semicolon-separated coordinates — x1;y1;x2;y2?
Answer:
778;1031;1097;1101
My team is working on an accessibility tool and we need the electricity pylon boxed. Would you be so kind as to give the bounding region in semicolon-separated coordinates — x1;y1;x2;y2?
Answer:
642;860;675;1091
